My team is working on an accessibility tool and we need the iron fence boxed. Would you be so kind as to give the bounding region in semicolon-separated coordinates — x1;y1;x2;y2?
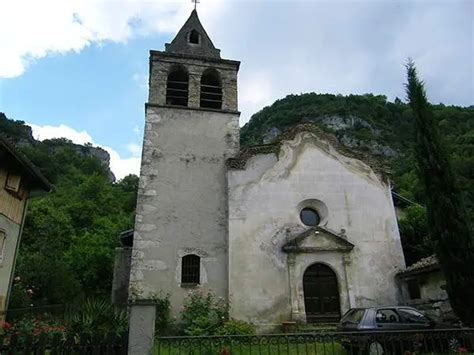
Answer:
155;328;474;355
0;332;128;354
3;304;66;322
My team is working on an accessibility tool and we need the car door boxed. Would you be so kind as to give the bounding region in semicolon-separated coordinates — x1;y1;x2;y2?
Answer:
375;308;404;330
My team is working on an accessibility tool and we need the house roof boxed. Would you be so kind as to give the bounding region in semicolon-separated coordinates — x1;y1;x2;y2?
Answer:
165;10;221;59
397;255;440;277
0;134;53;192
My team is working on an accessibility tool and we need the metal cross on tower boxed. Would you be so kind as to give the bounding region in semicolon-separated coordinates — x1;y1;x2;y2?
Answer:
192;0;200;10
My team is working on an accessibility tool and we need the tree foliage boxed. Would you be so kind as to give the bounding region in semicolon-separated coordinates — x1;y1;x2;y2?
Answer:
0;128;139;307
405;60;474;325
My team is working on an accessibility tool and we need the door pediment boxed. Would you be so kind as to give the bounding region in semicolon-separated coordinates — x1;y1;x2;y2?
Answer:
281;226;354;253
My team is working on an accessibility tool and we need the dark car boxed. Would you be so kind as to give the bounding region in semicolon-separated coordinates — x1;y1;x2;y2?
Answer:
337;306;466;354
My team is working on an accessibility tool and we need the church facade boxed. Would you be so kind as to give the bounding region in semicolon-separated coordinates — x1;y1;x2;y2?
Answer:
126;10;406;353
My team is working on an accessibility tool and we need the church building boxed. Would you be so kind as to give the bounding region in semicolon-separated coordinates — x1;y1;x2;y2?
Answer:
126;10;406;353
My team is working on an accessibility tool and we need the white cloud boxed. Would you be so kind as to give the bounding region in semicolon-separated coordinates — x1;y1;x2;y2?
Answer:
29;123;94;144
127;142;142;157
104;147;141;180
28;122;141;180
0;0;196;78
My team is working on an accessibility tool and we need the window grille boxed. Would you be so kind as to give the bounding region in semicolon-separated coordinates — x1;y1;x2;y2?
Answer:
166;66;189;107
181;254;200;284
200;69;222;109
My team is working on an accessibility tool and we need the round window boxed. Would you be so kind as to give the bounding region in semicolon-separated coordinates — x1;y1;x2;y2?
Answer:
300;207;320;226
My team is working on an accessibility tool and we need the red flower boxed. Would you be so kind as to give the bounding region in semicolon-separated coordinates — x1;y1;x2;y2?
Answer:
458;347;468;353
2;322;12;331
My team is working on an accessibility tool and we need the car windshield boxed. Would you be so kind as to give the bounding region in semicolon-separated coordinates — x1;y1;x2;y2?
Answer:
341;309;365;324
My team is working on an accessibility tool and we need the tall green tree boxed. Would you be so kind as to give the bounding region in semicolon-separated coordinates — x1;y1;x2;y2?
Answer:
405;60;474;325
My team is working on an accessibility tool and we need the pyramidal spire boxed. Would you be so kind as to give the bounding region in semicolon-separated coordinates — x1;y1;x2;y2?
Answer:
165;10;221;58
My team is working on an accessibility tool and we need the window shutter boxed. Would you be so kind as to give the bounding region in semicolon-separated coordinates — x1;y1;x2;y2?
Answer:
5;173;21;193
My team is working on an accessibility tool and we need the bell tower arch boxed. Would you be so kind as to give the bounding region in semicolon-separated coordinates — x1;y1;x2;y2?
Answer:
128;9;240;354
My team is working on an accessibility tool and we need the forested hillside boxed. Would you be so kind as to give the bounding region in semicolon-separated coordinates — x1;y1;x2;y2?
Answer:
1;113;138;308
1;92;472;306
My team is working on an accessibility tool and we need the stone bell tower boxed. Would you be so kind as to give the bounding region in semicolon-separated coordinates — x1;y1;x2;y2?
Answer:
128;10;240;354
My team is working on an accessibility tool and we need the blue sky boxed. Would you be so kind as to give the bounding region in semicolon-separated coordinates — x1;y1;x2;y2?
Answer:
0;0;472;179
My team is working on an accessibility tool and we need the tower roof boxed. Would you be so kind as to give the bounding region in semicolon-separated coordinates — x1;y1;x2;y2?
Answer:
165;10;221;59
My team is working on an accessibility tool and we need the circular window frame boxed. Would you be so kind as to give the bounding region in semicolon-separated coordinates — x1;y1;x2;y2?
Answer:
296;199;328;227
300;207;321;227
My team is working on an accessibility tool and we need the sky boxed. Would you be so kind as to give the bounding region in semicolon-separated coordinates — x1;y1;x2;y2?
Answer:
0;0;472;179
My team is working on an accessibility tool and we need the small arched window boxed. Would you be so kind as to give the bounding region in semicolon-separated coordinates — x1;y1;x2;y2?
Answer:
181;254;200;284
189;30;200;44
166;65;189;107
200;69;222;109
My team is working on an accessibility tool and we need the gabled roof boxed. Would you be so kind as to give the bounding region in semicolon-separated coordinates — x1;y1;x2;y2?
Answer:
165;10;221;59
397;255;440;277
227;124;389;177
0;134;53;192
282;226;354;253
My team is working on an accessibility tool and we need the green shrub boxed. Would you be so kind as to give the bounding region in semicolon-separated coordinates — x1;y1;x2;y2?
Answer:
216;319;256;336
154;293;172;335
180;290;228;336
65;298;128;336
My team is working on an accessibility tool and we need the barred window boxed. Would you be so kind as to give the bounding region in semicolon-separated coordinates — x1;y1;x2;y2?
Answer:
166;65;189;107
200;69;222;109
181;254;200;284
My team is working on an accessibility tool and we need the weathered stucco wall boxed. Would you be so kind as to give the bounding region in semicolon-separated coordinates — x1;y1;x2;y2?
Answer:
0;213;21;314
129;105;239;316
401;271;456;323
228;132;406;329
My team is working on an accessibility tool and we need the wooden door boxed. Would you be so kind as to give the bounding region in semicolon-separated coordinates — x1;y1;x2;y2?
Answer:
303;263;340;323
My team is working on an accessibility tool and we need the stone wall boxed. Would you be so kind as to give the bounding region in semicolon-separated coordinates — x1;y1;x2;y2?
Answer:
111;246;132;309
227;131;406;330
129;105;240;316
401;271;457;323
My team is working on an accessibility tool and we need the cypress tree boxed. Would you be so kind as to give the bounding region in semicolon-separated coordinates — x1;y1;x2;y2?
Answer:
405;60;474;325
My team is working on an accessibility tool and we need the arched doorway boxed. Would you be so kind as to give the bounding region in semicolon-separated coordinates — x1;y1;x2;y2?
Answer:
303;263;341;323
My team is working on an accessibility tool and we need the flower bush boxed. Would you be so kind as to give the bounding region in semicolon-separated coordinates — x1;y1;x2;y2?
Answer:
180;290;228;336
0;318;67;345
179;291;255;336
